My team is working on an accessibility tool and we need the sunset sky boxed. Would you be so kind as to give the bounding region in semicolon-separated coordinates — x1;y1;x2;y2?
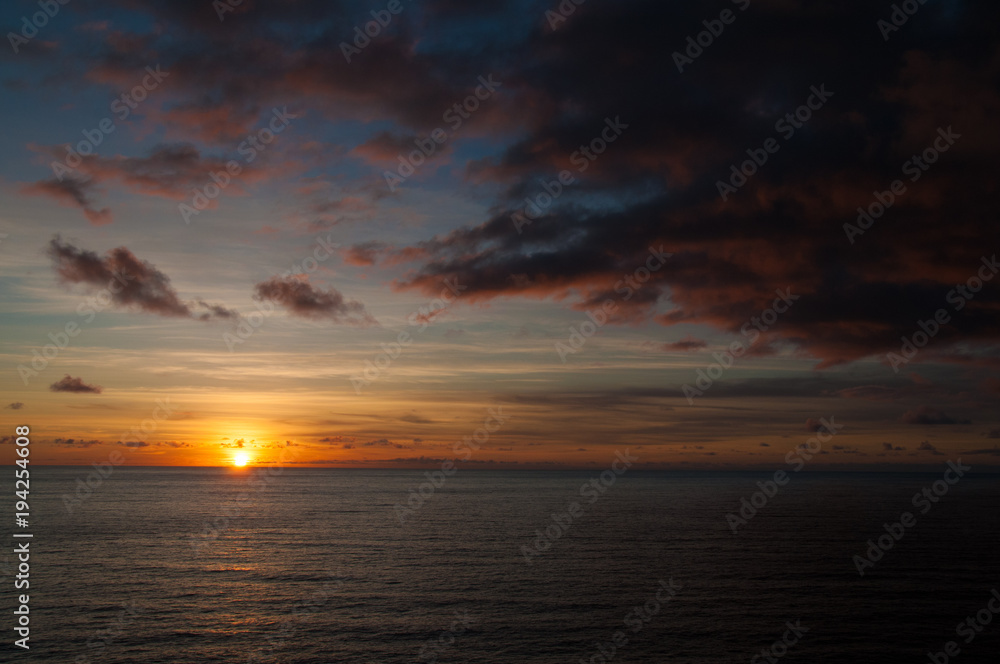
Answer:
2;0;999;469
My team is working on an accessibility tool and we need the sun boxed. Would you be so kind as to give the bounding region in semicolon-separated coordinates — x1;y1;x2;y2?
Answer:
233;453;250;467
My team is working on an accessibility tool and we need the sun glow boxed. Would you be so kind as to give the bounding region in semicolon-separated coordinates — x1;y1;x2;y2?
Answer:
233;453;250;467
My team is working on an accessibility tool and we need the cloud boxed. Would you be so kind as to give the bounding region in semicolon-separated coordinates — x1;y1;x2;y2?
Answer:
253;276;376;325
6;403;24;410
917;441;944;455
805;418;836;435
20;177;112;225
50;375;102;394
399;414;434;424
25;144;270;223
341;241;388;267
833;385;901;401
351;132;425;165
320;436;354;443
11;0;1000;401
52;438;103;448
347;438;410;449
117;441;150;447
901;406;971;425
662;336;707;352
47;236;236;320
962;447;1000;456
352;6;1000;370
983;429;1000;439
882;443;905;451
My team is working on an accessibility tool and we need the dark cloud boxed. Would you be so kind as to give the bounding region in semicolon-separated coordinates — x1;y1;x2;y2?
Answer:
52;438;103;448
356;438;409;449
50;375;103;394
983;429;1000;439
47;237;236;320
917;441;944;455
20;176;112;226
320;436;354;443
253;276;376;325
117;441;150;447
25;144;271;223
805;418;836;435
339;1;1000;371
962;447;1000;456
6;403;24;410
901;406;971;425
662;336;707;352
882;443;905;452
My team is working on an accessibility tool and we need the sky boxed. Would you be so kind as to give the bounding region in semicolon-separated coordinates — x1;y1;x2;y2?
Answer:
1;0;999;470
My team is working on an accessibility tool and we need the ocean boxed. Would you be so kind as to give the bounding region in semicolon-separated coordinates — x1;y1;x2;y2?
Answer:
3;467;999;663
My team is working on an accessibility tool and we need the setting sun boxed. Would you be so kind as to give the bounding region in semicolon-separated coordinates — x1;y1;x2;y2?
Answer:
233;453;250;467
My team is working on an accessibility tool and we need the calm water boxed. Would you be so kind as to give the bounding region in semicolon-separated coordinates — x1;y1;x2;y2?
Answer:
3;467;999;662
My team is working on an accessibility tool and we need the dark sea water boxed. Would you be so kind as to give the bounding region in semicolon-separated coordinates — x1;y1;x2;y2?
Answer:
2;467;999;663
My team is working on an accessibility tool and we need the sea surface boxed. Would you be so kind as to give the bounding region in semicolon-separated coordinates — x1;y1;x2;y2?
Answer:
2;467;999;663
